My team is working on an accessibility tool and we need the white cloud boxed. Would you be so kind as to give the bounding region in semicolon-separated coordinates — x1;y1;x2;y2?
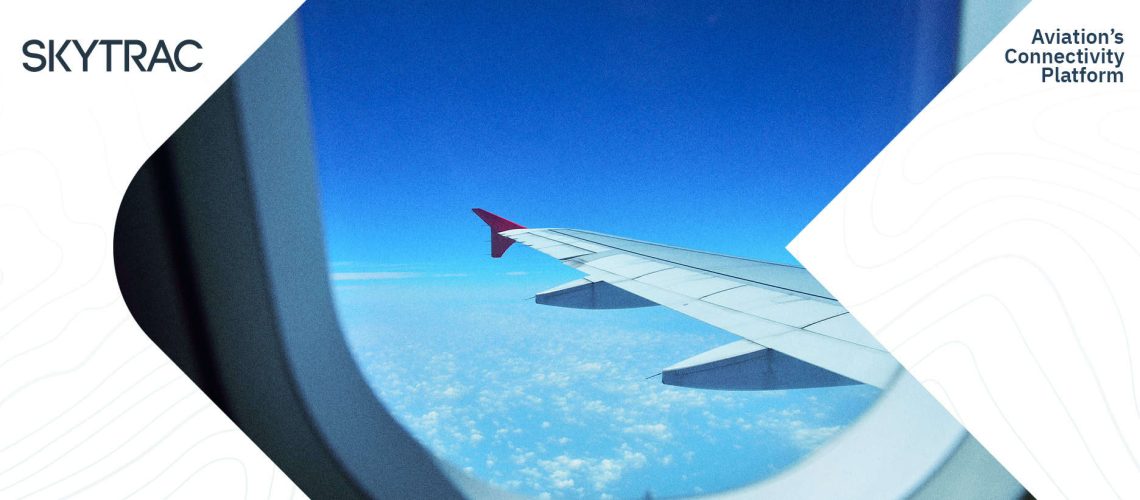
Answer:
419;410;440;429
582;400;609;413
341;289;877;498
623;423;673;441
619;445;647;469
576;361;604;373
330;271;468;280
530;445;651;494
538;455;587;490
591;459;622;491
330;271;420;281
532;371;571;387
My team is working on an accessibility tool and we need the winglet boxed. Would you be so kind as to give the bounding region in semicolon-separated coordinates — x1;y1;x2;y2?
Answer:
472;209;526;258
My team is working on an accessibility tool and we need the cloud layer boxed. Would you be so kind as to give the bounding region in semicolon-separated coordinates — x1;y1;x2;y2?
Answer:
334;281;880;498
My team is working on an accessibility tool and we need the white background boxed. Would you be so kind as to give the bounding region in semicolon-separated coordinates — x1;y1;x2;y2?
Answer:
792;1;1140;498
0;1;305;497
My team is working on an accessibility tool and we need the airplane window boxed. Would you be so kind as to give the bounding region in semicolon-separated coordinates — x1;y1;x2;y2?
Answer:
301;1;959;497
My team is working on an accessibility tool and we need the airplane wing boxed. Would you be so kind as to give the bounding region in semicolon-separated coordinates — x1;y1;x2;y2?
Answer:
473;208;901;391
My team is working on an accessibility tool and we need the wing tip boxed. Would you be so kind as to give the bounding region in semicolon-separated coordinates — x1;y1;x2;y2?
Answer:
472;208;526;258
472;208;526;232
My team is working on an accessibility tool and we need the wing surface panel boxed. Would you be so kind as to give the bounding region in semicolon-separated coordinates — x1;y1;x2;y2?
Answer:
555;229;836;300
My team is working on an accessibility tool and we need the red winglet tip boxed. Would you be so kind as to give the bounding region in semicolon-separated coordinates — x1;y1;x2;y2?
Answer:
473;209;526;258
472;208;526;232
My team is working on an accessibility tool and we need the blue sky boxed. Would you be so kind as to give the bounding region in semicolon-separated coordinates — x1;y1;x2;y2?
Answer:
300;1;957;497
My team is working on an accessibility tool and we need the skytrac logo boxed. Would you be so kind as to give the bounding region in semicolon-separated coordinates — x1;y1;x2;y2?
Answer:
22;39;202;72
